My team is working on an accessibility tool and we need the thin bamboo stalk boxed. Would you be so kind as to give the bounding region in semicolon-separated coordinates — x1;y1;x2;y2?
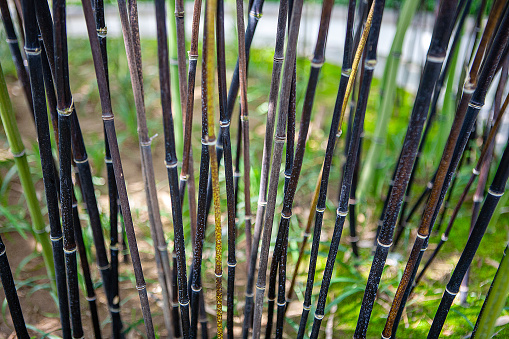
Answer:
0;233;29;339
215;0;237;337
383;7;509;338
428;142;509;338
80;0;155;336
117;0;175;336
52;0;84;336
306;2;383;338
0;0;33;115
35;2;120;331
354;1;459;336
202;0;222;334
93;1;123;335
251;0;306;335
241;0;288;334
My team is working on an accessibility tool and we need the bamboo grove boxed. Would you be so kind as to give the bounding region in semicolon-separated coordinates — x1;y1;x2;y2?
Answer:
1;0;509;337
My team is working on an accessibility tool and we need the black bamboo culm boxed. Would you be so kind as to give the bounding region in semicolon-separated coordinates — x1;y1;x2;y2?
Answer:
306;2;384;338
354;0;458;336
298;0;376;336
428;142;509;338
214;0;237;336
241;0;289;334
412;82;509;296
80;0;155;336
35;1;123;334
19;2;72;337
276;0;338;334
383;6;509;337
53;0;84;336
0;235;30;339
93;0;123;335
203;0;264;250
459;59;508;305
251;0;306;334
0;0;33;115
391;0;472;249
118;0;175;336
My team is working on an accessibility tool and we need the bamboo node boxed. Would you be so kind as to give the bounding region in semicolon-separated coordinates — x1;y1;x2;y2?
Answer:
74;158;88;164
268;296;276;301
110;306;120;313
468;101;483;109
192;286;203;292
463;81;475;93
445;287;458;296
10;149;25;158
245;292;254;297
249;10;263;19
24;47;41;55
57;97;74;116
341;68;352;77
97;27;108;38
311;60;324;68
315;313;325;320
234;171;241;178
34;227;47;234
472;168;480;175
488;188;504;197
303;304;311;311
5;38;17;43
284;173;292;179
277;301;286;307
336;209;348;217
51;236;63;241
98;263;111;270
365;59;377;69
316;206;326;213
180;174;188;181
416;233;427;239
274;136;285;144
85;296;96;301
377;239;391;248
281;212;292;219
165;160;178;169
72;202;78;208
381;334;391;339
0;248;5;256
136;284;146;291
175;10;185;18
274;56;285;62
215;272;223;278
219;120;231;127
348;236;359;242
64;247;77;254
179;300;190;306
105;158;113;164
102;115;114;121
202;137;216;146
426;54;445;63
255;285;265;291
258;200;267;206
188;53;199;61
227;261;237;267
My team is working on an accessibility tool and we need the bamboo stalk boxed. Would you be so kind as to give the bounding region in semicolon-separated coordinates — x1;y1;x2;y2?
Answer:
80;0;155;336
251;0;306;335
392;0;472;248
383;7;509;338
305;2;384;338
0;0;33;115
0;233;30;339
93;0;123;335
353;1;458;336
214;0;237;336
52;0;85;336
116;0;175;336
428;141;509;338
241;0;289;334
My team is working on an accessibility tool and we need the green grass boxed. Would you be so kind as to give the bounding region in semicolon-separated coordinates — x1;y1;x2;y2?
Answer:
0;34;508;338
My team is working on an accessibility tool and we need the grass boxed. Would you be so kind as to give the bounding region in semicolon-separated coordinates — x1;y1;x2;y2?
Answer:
0;34;508;338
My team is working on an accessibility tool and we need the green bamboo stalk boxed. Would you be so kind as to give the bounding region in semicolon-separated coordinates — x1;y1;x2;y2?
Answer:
472;244;509;338
357;0;420;200
0;60;55;287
